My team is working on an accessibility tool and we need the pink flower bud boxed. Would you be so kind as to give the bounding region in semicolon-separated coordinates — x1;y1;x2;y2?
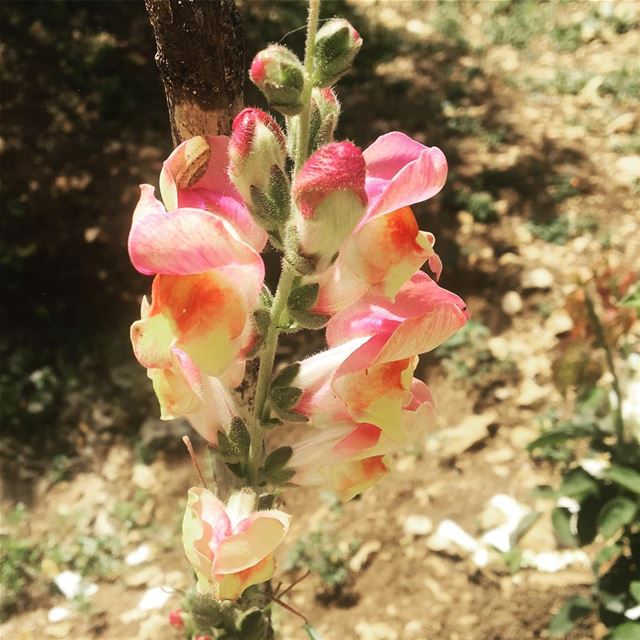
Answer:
313;19;362;88
228;109;289;228
291;141;367;274
250;44;305;115
168;609;184;629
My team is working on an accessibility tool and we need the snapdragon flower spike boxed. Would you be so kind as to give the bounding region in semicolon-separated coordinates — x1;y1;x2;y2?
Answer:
327;270;470;365
288;87;341;158
250;44;305;116
158;135;267;252
182;488;290;600
291;141;367;274
313;18;362;88
314;132;448;314
228;108;289;229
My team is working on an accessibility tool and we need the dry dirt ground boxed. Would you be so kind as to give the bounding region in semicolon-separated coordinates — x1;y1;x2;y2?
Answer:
1;2;639;639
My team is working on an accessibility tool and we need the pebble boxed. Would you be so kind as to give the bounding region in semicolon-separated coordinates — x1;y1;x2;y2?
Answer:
427;519;479;555
509;426;538;450
522;268;554;290
44;622;72;638
501;291;523;316
403;620;424;639
125;565;163;588
429;411;497;459
349;540;382;573
132;464;156;491
403;515;433;537
47;607;71;623
517;380;549;408
544;311;573;335
355;621;398;640
138;614;168;640
615;155;640;185
125;544;152;566
606;112;637;135
137;586;173;611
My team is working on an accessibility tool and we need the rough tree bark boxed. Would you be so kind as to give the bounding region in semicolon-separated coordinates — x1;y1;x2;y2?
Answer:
144;0;244;144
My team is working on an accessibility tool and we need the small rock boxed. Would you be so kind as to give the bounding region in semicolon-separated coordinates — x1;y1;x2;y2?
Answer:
403;515;433;537
544;311;573;335
488;336;511;360
485;447;514;464
395;455;416;473
137;586;173;611
493;386;513;401
101;444;132;482
522;268;554;290
133;464;156;491
427;519;479;555
53;571;98;601
509;426;537;450
607;112;637;135
44;622;72;638
355;621;398;640
578;75;604;106
125;565;163;588
125;544;153;566
430;411;497;459
47;607;71;623
403;620;424;639
501;291;523;316
164;570;188;590
527;570;593;589
615;155;640;185
518;380;550;408
349;540;382;573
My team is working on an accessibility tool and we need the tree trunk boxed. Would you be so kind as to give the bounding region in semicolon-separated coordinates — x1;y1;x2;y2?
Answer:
144;0;244;144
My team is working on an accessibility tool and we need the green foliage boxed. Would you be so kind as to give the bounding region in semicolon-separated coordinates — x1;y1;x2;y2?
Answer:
529;213;597;245
601;66;640;102
284;530;360;598
111;489;152;531
549;596;594;636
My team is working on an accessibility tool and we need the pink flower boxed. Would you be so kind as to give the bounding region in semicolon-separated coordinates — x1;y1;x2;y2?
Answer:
168;609;184;629
182;488;290;600
128;184;264;378
158;135;267;252
313;132;447;314
290;141;367;274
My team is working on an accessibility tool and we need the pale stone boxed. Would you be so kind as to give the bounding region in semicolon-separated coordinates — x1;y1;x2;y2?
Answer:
403;620;424;639
430;411;497;459
137;586;173;611
517;380;549;408
125;544;152;566
47;607;71;624
607;112;637;135
501;291;523;315
616;155;640;185
349;540;381;573
522;268;554;290
427;520;479;555
403;515;433;537
138;614;168;640
509;426;538;450
125;565;163;588
132;464;156;491
544;311;573;335
355;621;398;640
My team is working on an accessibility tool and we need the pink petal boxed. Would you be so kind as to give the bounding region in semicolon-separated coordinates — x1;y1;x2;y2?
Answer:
361;131;447;223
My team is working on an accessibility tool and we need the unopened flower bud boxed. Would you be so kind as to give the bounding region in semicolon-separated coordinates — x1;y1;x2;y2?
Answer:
290;141;366;274
168;609;184;629
288;88;341;158
228;108;290;229
250;45;305;116
313;19;362;88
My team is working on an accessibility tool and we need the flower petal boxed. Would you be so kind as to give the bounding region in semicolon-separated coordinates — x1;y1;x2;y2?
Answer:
216;554;276;600
362;132;447;222
320;455;390;502
214;511;290;575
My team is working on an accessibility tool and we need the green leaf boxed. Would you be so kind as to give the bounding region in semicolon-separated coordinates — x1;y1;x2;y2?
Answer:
607;622;640;639
288;283;320;312
239;609;268;640
229;417;251;455
258;284;274;308
527;424;596;450
289;309;331;330
217;432;242;464
304;624;324;640
270;386;303;410
263;467;296;485
630;580;640;603
271;405;309;423
253;309;272;337
271;363;300;389
577;494;601;545
594;542;623;574
552;507;577;547
560;468;599;498
261;417;283;430
597;497;637;539
549;596;593;636
263;446;293;471
607;465;640;494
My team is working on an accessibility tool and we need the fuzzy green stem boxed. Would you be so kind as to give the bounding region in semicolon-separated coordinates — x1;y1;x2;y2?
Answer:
293;0;321;174
247;0;322;487
584;291;626;444
248;261;297;483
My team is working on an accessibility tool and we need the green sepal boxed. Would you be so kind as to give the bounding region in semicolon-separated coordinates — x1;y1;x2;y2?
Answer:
261;416;283;430
257;492;276;510
250;186;281;232
270;386;303;410
271;363;300;389
217;431;243;464
288;283;320;312
289;309;331;330
238;609;269;640
271;404;309;423
259;285;274;308
264;446;293;470
253;309;272;337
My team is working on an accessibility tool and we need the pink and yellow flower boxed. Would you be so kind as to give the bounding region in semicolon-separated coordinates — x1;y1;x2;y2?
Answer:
314;132;447;314
182;488;290;600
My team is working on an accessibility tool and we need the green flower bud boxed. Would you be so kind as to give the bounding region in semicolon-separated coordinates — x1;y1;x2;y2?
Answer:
313;19;362;88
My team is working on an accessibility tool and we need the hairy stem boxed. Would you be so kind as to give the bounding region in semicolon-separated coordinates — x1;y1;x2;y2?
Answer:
293;0;321;174
247;0;322;487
